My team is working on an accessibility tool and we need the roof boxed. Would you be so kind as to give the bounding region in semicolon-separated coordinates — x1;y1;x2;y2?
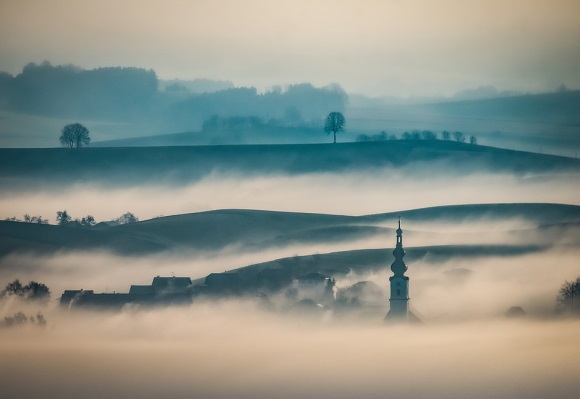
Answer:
151;276;193;287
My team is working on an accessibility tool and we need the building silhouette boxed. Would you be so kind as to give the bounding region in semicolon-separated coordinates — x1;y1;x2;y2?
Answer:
60;276;193;308
385;219;420;322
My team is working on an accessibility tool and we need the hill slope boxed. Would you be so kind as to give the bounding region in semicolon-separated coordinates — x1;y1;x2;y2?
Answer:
1;204;578;258
1;141;579;188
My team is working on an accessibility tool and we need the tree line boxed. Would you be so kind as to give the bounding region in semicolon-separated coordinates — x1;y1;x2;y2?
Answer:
356;130;477;144
0;62;157;119
0;62;347;131
5;211;139;226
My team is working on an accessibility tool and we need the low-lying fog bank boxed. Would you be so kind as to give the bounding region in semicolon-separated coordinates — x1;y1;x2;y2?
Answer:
1;301;579;399
2;236;578;399
1;245;578;320
2;168;580;221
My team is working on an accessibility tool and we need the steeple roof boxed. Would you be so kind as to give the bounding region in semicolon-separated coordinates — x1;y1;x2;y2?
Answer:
391;219;407;277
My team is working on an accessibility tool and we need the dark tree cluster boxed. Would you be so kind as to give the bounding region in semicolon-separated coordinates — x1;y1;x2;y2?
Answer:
1;279;50;301
1;62;348;136
0;311;46;329
173;83;347;129
557;277;580;314
56;210;96;226
355;129;477;144
4;62;158;119
4;214;48;224
356;131;397;142
115;212;139;225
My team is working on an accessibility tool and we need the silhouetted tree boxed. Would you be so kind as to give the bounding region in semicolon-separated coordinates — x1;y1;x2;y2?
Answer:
324;112;345;144
421;130;437;140
60;123;90;148
23;214;48;224
373;131;387;141
453;131;466;143
78;215;96;226
2;279;23;296
56;210;71;225
1;311;47;328
5;215;48;224
23;281;50;300
1;279;50;301
470;135;478;145
402;132;412;140
115;212;139;224
557;277;580;314
442;131;451;141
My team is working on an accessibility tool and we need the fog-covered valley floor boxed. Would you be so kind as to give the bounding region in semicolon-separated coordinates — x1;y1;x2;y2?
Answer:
1;143;579;398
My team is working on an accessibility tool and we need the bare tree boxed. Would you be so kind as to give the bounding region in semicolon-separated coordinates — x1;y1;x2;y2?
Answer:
60;123;90;148
453;131;466;143
324;112;345;144
442;131;451;141
470;135;478;145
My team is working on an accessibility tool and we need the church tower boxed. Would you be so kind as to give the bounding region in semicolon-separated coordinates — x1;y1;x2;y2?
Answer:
386;219;411;321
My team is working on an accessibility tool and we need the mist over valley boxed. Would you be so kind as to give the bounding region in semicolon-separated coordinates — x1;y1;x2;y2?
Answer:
2;1;580;397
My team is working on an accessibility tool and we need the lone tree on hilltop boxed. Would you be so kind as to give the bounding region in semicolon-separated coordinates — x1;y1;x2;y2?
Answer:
60;123;90;148
324;112;345;144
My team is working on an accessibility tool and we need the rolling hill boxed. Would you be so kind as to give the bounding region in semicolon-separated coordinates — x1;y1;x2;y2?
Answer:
1;141;579;189
1;204;578;258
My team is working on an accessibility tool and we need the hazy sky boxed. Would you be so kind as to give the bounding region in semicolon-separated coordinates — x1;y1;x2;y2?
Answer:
1;0;580;96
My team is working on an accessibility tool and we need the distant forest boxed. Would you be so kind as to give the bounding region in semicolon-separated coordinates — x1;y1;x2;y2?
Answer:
0;62;347;129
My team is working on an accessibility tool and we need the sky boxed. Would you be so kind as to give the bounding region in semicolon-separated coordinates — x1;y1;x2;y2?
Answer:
1;0;580;97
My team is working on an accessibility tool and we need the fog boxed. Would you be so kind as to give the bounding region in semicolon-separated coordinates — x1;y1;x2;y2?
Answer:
1;296;579;399
1;143;580;397
1;215;579;396
2;167;580;222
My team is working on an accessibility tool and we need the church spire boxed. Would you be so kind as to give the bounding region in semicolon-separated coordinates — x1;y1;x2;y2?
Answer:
391;217;407;277
386;218;411;321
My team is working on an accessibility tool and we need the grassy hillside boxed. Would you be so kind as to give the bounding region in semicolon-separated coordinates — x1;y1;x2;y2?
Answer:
1;204;578;258
1;141;579;188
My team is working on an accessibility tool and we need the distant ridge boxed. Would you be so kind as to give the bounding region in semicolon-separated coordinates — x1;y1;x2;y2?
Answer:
1;141;579;187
